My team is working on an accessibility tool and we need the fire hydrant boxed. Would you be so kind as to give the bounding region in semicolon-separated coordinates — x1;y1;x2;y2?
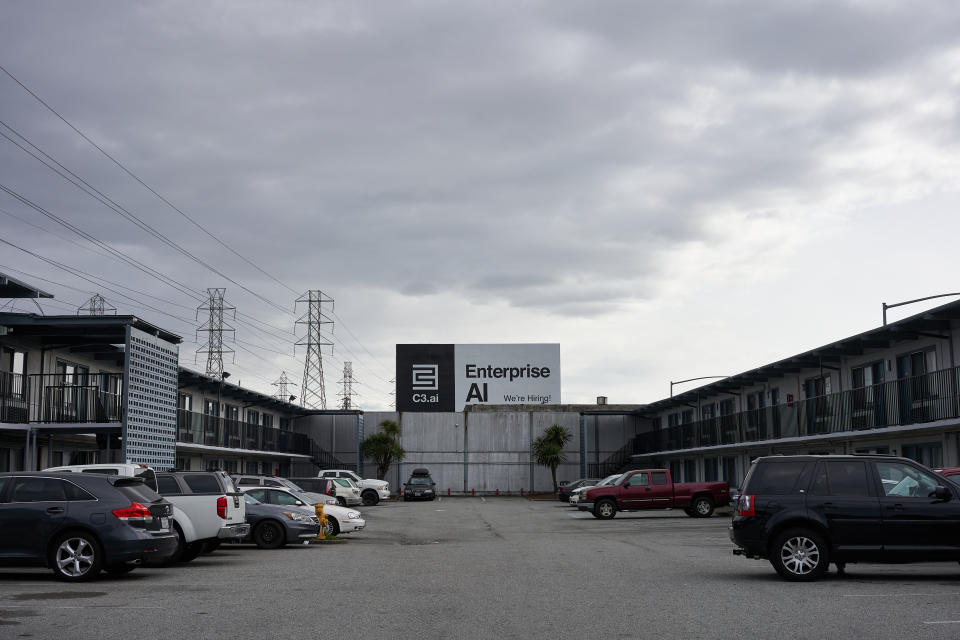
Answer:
314;503;329;540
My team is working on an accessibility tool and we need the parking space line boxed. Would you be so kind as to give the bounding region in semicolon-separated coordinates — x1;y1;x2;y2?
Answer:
924;621;960;625
843;593;960;598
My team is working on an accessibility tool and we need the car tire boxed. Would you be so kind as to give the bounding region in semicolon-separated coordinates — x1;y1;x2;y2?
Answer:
179;541;204;562
683;508;697;517
593;499;617;519
51;531;103;582
336;497;347;507
253;521;286;549
362;490;379;506
164;524;186;565
770;528;830;582
691;496;715;518
324;515;340;537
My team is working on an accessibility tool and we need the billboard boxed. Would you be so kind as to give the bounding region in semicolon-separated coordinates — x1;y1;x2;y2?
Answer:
396;344;560;412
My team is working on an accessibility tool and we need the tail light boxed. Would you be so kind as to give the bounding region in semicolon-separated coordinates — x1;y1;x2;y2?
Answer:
113;502;152;522
327;483;335;496
216;496;227;519
735;495;756;517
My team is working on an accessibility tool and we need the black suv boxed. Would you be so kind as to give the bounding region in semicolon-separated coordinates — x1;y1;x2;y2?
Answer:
0;472;176;581
730;455;960;581
403;468;436;501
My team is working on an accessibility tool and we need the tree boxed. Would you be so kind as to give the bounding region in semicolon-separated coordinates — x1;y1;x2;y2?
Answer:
359;419;406;480
532;424;573;494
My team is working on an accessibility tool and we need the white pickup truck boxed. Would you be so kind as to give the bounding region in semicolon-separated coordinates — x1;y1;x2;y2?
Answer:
318;469;391;506
155;471;249;562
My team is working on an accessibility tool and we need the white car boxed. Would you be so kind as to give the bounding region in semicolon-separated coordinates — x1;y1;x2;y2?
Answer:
330;477;363;506
238;486;365;536
318;469;391;506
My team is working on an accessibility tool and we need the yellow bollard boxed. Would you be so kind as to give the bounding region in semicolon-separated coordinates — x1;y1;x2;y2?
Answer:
314;503;329;540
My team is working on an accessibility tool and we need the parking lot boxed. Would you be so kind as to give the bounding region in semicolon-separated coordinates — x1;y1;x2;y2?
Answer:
2;497;960;639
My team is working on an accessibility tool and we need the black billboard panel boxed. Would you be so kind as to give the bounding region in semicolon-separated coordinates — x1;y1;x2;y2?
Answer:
396;344;456;412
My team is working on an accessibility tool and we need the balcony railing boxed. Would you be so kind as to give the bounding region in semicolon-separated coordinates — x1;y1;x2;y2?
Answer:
634;366;960;456
176;409;312;456
0;372;123;424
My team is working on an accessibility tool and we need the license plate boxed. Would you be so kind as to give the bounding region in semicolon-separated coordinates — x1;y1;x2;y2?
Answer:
415;491;423;496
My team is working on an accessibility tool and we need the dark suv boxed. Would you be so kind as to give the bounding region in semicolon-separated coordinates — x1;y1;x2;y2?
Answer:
0;472;177;581
730;455;960;581
403;468;436;501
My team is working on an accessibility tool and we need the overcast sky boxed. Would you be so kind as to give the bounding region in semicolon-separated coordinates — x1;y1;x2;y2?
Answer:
2;1;960;410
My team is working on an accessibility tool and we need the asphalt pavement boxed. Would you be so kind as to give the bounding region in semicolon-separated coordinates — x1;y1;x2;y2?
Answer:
2;497;960;639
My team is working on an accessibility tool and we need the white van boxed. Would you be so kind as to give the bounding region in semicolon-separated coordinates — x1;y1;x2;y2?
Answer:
42;463;159;492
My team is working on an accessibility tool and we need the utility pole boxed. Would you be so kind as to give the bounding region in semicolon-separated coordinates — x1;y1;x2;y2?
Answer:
272;371;296;402
78;293;115;316
196;288;235;380
338;361;359;410
295;290;334;409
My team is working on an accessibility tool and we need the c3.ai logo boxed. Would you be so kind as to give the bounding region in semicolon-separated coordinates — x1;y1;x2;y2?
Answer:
412;364;438;391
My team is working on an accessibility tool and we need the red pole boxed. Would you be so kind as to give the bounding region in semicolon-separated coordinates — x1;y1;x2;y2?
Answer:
447;488;450;496
472;488;475;496
496;488;499;496
521;488;524;497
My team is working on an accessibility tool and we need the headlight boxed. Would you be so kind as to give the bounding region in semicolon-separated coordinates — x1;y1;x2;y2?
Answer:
282;511;312;523
347;511;361;519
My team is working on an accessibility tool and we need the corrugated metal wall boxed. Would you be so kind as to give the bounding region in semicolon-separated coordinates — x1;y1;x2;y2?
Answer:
294;409;638;492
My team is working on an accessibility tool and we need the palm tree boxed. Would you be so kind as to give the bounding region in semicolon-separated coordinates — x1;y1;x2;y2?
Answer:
359;419;406;480
532;424;573;494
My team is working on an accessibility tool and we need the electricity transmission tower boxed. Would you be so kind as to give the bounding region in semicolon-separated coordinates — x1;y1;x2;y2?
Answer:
295;290;334;409
78;293;115;316
196;288;235;380
272;371;296;402
338;362;360;410
389;377;396;409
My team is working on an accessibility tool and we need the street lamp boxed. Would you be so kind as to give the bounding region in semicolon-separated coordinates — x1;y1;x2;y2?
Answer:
670;376;729;397
882;293;960;325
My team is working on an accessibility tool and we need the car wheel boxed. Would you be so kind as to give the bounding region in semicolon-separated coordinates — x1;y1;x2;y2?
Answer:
179;541;204;562
253;521;286;549
51;532;102;582
163;524;186;564
691;496;715;518
362;491;379;506
104;565;136;575
594;499;617;519
683;508;697;517
770;528;830;582
324;515;340;537
336;497;347;507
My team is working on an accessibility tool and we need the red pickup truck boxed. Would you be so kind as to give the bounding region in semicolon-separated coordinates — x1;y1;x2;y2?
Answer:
577;469;729;519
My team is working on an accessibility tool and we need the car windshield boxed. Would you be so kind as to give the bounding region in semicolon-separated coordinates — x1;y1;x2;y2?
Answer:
278;478;304;492
408;477;432;485
286;489;317;504
600;474;622;486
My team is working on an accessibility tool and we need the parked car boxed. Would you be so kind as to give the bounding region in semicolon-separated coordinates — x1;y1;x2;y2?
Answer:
238;486;366;536
935;467;960;480
287;477;341;504
241;493;319;549
232;474;336;506
569;474;621;507
0;472;177;581
403;468;436;501
578;469;728;519
155;470;249;563
318;469;391;506
43;463;159;492
731;454;960;581
558;478;600;502
330;477;363;506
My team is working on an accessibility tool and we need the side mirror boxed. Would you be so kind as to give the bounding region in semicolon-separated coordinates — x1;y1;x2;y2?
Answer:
934;486;952;500
295;500;304;506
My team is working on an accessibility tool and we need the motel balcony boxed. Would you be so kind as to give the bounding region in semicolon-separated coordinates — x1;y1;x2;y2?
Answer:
176;409;312;456
0;372;123;425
